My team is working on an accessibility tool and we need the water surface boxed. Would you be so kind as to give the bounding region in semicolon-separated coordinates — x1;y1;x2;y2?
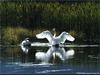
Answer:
0;44;100;74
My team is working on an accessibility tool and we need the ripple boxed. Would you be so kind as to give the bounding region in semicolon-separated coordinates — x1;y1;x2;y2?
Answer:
18;63;53;67
76;72;100;74
35;69;72;74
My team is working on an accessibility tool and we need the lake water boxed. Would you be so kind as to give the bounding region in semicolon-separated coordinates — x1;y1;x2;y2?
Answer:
0;43;100;74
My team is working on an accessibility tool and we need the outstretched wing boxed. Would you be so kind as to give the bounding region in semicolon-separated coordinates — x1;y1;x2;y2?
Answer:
36;30;53;44
57;32;75;43
56;32;68;44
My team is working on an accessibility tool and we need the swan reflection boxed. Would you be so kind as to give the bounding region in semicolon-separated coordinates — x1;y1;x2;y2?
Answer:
35;46;75;64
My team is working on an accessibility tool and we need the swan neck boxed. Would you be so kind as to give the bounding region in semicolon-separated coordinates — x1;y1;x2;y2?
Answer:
53;32;56;37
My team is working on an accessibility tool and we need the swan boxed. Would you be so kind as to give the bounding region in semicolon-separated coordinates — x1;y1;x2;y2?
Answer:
35;46;75;63
20;38;31;53
21;38;31;47
20;45;30;53
36;30;75;46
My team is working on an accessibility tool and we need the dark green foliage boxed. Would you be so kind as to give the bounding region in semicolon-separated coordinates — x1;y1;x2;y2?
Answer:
0;2;99;45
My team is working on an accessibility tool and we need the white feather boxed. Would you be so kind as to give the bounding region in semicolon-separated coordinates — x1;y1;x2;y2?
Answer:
36;30;75;45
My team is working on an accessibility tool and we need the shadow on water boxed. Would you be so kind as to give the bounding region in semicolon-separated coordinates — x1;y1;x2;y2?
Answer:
0;43;100;74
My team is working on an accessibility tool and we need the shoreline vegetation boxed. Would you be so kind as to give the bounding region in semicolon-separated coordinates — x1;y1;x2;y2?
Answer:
0;2;99;45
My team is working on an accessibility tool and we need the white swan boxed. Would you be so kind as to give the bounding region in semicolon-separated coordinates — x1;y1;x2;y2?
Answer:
20;38;31;53
36;30;75;46
35;46;75;63
21;38;31;47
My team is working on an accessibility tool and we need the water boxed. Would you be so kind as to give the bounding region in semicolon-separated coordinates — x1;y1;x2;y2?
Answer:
0;43;100;74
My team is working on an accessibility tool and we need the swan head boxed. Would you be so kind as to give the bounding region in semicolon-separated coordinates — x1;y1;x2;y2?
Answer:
63;32;75;42
25;38;30;41
36;30;51;39
21;38;31;47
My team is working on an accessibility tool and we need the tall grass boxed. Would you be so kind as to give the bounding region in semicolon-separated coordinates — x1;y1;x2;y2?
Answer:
2;27;33;45
2;27;47;45
2;26;84;45
0;2;99;29
0;2;99;45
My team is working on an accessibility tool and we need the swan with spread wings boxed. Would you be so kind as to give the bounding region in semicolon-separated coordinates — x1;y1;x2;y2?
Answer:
36;30;75;46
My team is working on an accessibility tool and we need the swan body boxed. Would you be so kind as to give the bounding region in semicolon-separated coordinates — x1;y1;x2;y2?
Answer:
20;45;29;53
36;30;75;46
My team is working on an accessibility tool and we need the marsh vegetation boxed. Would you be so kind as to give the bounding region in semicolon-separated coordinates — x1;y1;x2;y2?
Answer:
0;1;99;45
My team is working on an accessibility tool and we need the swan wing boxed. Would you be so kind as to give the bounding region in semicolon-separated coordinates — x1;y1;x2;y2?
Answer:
36;30;53;44
57;32;75;43
56;32;67;44
20;45;29;53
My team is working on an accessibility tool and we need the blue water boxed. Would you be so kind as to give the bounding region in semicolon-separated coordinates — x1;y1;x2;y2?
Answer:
0;45;100;74
1;63;99;74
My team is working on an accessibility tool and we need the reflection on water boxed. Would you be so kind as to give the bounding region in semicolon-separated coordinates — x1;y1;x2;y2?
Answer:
20;44;30;54
0;44;100;74
35;46;74;64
